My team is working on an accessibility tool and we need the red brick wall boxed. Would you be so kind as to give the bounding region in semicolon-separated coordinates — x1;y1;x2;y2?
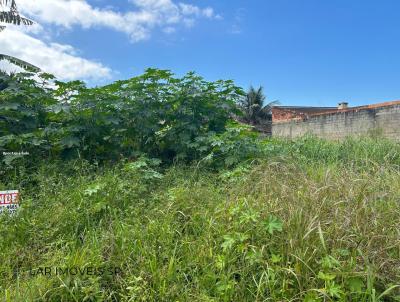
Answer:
271;108;307;122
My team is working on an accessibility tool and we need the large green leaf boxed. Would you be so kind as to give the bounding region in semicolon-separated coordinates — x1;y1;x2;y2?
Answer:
264;215;283;235
60;136;80;148
0;102;19;110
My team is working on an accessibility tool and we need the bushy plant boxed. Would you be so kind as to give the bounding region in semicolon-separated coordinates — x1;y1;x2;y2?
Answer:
191;121;265;168
0;72;57;164
0;69;244;169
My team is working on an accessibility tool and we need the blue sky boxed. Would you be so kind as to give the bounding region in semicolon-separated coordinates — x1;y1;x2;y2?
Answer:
1;0;400;107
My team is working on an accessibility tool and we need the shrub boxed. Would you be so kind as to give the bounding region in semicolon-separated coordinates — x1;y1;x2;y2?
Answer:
1;69;244;169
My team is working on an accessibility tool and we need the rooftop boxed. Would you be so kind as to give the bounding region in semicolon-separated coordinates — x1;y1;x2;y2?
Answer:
272;100;400;122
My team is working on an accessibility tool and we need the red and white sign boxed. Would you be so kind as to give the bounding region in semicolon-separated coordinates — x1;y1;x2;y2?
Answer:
0;190;20;214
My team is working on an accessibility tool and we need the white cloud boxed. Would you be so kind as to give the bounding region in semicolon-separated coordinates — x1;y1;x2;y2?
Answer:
0;27;111;81
0;0;219;82
179;3;214;18
17;0;218;42
163;26;176;34
230;8;245;35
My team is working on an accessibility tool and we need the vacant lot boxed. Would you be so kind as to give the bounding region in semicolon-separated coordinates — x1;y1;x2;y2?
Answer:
1;138;399;301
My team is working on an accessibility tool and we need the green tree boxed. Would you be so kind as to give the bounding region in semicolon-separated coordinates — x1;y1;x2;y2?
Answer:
1;68;244;166
0;0;40;72
240;86;277;124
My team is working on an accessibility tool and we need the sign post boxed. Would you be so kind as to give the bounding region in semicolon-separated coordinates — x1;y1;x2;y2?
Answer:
0;190;20;214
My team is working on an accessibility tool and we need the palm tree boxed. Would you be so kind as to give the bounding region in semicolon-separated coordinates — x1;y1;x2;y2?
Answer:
0;0;40;72
240;86;278;124
0;0;33;25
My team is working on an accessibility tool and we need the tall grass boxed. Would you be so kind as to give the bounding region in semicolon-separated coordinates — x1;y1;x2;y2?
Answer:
0;137;399;301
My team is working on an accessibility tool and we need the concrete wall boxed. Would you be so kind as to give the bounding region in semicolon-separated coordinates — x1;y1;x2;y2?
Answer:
253;122;272;136
272;104;400;140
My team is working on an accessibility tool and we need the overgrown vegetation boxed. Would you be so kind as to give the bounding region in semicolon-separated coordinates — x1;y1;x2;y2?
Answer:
0;70;242;168
1;71;399;301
